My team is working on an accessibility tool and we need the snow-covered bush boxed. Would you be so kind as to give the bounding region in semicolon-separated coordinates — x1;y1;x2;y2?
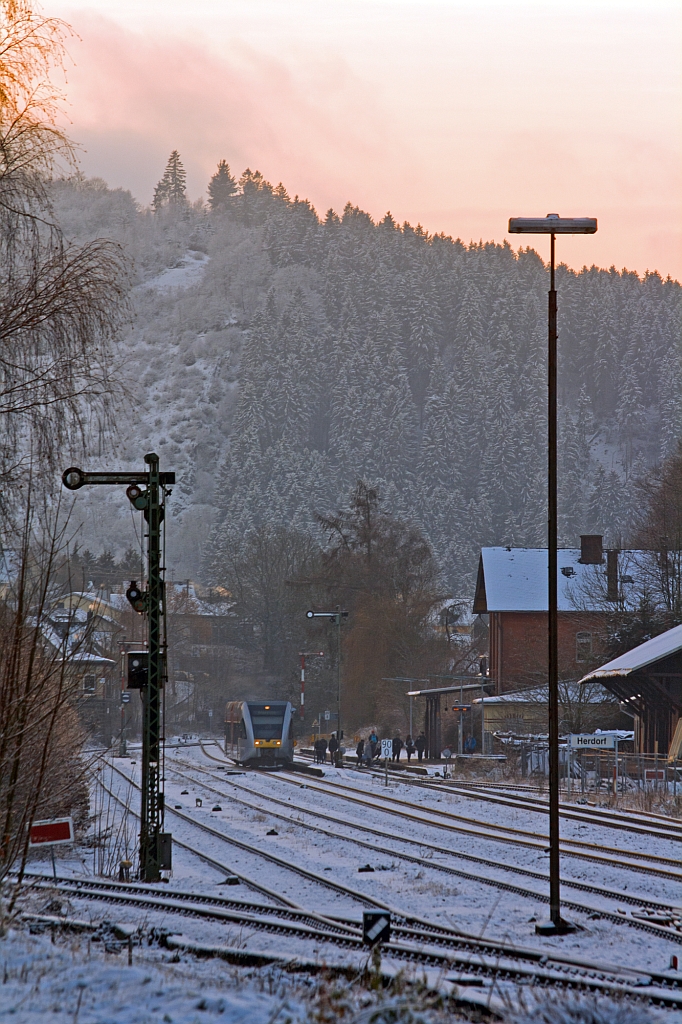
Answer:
507;993;659;1024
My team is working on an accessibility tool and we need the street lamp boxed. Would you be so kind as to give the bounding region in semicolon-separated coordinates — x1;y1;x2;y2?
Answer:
508;213;597;936
382;678;429;737
306;609;348;763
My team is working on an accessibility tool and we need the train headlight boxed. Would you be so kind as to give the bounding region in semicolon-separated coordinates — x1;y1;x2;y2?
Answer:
276;741;281;745
254;740;260;745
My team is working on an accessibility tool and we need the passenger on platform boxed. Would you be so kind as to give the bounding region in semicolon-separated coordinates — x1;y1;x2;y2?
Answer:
368;730;378;759
328;733;339;764
415;732;426;761
392;734;403;762
356;737;365;766
405;735;415;762
465;734;477;754
318;737;328;763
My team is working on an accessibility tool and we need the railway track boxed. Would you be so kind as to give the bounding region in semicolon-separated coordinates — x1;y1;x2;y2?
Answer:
264;766;682;879
375;771;682;839
292;747;682;840
38;791;682;1009
198;741;682;875
19;872;358;942
168;754;682;945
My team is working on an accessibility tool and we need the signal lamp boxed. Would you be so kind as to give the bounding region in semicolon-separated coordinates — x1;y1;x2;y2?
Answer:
127;651;148;689
126;483;148;510
126;580;146;614
62;468;85;490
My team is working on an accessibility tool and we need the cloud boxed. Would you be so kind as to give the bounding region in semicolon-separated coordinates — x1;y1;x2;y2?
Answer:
65;14;398;210
60;10;681;278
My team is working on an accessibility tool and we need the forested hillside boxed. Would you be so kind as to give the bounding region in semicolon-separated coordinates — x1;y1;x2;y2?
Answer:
52;170;682;599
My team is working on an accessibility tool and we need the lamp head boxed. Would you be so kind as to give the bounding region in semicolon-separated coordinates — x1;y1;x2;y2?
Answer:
508;216;597;234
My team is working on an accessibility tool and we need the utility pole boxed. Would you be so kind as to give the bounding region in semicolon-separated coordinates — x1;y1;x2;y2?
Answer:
306;610;348;763
63;453;175;883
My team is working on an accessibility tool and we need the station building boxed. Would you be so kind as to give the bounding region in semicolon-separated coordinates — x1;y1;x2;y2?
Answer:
473;535;634;694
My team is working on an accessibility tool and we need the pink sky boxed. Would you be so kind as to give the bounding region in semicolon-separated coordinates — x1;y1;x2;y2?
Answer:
54;1;681;279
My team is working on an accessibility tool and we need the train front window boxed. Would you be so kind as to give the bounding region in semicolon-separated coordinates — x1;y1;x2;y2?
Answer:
248;703;285;739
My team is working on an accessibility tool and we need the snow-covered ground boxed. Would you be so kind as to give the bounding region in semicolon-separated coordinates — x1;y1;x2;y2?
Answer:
7;742;682;1021
138;251;210;294
144;745;682;972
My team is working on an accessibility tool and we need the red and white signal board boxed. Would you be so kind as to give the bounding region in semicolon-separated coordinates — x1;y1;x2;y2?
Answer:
29;817;74;846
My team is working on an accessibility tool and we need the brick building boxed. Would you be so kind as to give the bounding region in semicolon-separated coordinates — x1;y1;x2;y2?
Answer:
473;536;620;693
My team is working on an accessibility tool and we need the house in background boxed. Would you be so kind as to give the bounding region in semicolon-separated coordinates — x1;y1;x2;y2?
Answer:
473;535;628;693
42;599;119;740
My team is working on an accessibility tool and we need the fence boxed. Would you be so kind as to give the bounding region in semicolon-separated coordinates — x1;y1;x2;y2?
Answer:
519;742;681;797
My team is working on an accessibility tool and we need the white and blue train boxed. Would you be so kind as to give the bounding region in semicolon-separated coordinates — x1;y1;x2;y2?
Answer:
224;700;295;767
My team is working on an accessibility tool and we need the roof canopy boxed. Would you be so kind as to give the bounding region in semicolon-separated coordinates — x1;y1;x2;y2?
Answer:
475;682;615;704
406;682;494;697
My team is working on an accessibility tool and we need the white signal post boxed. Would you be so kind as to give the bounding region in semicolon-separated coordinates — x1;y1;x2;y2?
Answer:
298;651;324;721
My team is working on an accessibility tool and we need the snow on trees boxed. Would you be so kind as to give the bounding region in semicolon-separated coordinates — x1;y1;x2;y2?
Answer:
152;150;188;210
207;159;237;211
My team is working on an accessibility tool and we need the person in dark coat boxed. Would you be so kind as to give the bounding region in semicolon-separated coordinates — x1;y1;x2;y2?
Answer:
392;734;404;762
356;738;365;766
415;732;426;762
318;737;328;763
328;733;339;764
405;735;415;762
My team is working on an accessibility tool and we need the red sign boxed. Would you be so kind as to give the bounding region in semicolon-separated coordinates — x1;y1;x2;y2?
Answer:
29;817;74;846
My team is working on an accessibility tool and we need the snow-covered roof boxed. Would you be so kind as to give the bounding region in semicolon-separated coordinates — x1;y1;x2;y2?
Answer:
579;623;682;683
475;547;607;613
474;682;615;704
68;652;116;666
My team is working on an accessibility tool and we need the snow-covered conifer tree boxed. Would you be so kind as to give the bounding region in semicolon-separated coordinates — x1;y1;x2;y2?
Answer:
152;150;188;210
207;159;237;211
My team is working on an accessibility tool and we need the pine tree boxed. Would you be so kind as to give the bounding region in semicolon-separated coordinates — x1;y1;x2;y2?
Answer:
207;159;237;211
152;150;188;211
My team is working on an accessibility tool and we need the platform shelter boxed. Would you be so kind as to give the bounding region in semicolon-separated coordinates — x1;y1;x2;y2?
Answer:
579;624;682;755
406;681;494;760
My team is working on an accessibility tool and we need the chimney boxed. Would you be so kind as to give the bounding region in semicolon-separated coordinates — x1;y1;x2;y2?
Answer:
579;534;603;564
606;549;619;601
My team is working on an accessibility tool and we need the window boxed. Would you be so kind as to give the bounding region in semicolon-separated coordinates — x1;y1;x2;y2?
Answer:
576;632;593;663
83;674;96;691
247;703;285;739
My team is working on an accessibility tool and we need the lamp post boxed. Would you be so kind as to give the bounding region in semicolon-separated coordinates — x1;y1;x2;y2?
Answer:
306;610;348;763
508;214;597;935
382;678;430;738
